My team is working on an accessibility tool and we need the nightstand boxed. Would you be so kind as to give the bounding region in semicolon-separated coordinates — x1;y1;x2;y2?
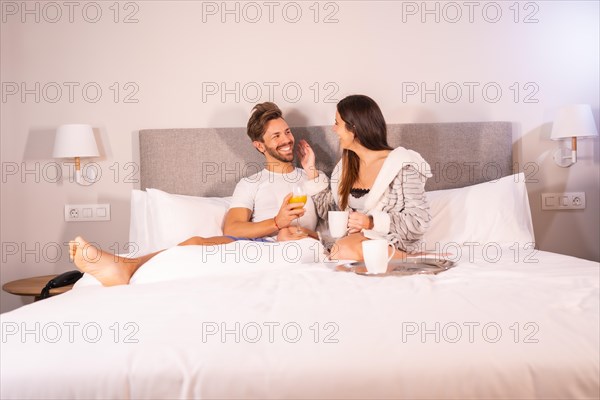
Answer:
2;275;74;301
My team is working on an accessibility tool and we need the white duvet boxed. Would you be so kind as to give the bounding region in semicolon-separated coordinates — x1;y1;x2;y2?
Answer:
1;240;599;399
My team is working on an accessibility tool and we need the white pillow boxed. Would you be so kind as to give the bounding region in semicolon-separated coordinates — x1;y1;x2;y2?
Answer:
145;188;232;252
74;189;231;288
128;189;151;256
421;173;535;251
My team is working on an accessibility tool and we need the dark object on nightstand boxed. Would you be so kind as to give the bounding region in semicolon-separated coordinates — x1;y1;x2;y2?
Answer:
39;270;83;300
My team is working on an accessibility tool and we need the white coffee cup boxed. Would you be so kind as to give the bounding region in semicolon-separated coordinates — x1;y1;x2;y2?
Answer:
362;239;396;274
328;211;349;238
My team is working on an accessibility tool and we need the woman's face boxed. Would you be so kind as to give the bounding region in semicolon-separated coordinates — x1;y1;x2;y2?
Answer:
333;111;355;150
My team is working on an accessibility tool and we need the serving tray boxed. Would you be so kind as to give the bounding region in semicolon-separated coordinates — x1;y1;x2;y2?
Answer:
337;258;456;276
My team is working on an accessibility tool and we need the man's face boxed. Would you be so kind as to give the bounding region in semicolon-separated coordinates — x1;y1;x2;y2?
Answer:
255;118;295;163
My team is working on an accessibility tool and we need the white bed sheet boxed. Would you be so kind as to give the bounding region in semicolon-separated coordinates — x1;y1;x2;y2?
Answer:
1;240;598;399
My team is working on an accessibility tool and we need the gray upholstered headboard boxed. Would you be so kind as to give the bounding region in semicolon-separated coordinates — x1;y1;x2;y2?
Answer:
139;122;512;197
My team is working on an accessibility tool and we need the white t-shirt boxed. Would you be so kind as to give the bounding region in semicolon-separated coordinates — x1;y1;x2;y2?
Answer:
230;168;318;231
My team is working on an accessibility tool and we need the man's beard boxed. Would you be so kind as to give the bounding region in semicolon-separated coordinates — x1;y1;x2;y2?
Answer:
264;143;294;163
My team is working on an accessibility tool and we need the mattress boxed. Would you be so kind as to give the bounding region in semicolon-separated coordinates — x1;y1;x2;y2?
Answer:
2;241;598;399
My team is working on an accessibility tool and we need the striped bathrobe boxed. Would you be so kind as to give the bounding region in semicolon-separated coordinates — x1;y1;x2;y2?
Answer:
305;146;432;253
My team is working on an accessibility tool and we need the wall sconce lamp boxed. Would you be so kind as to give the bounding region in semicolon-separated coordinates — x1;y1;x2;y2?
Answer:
52;124;99;185
551;105;598;167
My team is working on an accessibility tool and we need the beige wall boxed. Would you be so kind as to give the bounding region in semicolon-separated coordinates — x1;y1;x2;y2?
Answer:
1;1;598;313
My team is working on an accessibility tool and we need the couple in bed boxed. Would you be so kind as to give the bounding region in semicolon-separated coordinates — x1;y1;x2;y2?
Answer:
70;95;432;286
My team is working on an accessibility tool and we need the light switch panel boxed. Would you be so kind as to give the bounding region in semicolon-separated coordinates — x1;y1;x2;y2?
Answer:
541;193;585;210
64;204;111;222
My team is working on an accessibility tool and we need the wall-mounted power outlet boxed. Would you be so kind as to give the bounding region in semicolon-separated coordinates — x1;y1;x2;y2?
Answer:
64;204;111;222
541;192;586;210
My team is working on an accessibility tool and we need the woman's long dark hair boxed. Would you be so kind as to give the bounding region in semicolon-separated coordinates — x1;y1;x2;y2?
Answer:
337;95;392;210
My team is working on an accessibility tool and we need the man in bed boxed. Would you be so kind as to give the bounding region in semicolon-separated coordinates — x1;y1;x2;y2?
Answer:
222;102;325;242
69;102;327;286
70;102;328;286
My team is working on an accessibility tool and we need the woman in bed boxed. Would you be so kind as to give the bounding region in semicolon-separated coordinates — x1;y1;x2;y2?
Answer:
301;94;432;260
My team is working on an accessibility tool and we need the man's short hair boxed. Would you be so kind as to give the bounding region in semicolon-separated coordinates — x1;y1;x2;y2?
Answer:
247;102;283;142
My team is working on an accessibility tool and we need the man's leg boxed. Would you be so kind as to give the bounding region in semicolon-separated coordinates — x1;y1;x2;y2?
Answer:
69;235;234;286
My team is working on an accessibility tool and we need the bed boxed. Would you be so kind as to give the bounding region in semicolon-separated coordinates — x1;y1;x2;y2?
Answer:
1;122;598;399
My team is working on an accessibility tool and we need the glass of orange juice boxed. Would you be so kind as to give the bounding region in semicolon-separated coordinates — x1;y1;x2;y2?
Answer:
289;182;307;234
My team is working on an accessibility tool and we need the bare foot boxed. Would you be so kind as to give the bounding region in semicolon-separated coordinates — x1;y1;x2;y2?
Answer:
69;236;138;286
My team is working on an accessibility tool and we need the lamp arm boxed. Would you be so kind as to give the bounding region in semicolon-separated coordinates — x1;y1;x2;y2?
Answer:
552;137;578;168
74;157;96;186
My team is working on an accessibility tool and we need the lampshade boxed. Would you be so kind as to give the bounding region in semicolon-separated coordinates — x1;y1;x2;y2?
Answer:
551;105;598;140
53;124;99;158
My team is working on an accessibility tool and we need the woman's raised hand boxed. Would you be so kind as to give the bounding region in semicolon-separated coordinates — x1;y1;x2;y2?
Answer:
296;139;317;179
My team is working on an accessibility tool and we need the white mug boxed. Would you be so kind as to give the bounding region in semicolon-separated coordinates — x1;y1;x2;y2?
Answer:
328;211;349;238
362;239;396;274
